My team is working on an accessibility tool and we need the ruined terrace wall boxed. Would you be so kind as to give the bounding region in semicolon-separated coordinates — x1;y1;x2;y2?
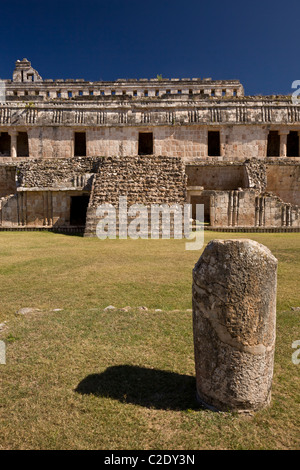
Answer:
16;156;99;188
186;163;246;190
0;190;84;228
85;155;187;237
209;189;299;228
266;162;300;206
0;165;16;197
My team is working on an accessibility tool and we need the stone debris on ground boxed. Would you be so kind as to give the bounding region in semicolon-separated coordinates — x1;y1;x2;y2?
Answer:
15;307;41;315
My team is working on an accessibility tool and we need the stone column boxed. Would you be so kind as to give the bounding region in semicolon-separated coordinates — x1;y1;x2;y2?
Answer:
192;239;277;413
8;130;18;158
279;130;289;157
219;129;226;157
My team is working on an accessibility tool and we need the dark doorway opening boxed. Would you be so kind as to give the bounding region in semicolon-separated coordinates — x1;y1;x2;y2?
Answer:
74;132;86;157
70;196;90;226
17;132;29;157
267;131;280;157
138;132;153;155
287;131;299;157
208;131;220;156
0;132;11;156
191;195;210;224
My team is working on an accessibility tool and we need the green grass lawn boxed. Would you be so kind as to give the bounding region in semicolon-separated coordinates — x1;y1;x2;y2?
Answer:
0;231;299;450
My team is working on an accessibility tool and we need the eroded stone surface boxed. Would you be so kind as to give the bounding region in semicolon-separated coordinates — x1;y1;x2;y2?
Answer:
192;238;277;412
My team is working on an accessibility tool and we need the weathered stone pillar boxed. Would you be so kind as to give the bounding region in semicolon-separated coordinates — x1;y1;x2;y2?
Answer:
192;239;277;413
8;130;18;158
279;130;289;157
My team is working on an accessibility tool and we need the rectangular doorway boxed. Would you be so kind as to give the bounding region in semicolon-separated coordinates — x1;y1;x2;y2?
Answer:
267;131;280;157
70;196;90;226
138;132;153;155
0;132;11;156
208;131;220;156
287;131;299;157
17;132;29;157
191;195;210;224
74;132;86;157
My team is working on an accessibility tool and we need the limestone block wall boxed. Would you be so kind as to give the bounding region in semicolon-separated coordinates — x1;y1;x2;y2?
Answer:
260;194;299;227
1;122;300;162
237;190;258;226
0;189;87;228
22;189;87;227
86;127;137;157
224;125;267;160
210;190;258;227
51;191;69;226
0;165;16;197
83;125;286;161
0;157;100;228
154;126;206;159
22;191;45;226
266;162;300;206
186;163;246;190
0;195;18;227
24;125;271;160
209;191;234;227
87;126;206;159
28;127;74;159
209;189;299;228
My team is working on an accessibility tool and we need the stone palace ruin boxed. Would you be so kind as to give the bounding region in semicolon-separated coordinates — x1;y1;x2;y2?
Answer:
0;58;299;234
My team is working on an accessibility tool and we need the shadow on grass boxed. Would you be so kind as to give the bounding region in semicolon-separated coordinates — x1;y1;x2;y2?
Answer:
75;365;199;411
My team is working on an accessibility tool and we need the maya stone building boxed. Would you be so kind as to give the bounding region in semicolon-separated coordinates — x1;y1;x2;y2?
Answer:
0;58;299;234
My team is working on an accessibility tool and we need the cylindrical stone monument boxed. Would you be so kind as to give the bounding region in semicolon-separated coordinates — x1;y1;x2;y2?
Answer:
192;239;277;413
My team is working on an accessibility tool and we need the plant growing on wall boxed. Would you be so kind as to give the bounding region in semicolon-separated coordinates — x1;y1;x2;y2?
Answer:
24;101;35;109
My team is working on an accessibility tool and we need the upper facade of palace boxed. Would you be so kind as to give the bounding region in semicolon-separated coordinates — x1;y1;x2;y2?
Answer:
4;58;244;100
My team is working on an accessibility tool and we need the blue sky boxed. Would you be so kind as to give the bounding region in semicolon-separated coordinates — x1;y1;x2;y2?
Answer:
0;0;299;95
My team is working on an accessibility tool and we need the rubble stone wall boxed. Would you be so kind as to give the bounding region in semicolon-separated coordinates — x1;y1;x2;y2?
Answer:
244;158;267;192
16;157;99;189
85;155;187;236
